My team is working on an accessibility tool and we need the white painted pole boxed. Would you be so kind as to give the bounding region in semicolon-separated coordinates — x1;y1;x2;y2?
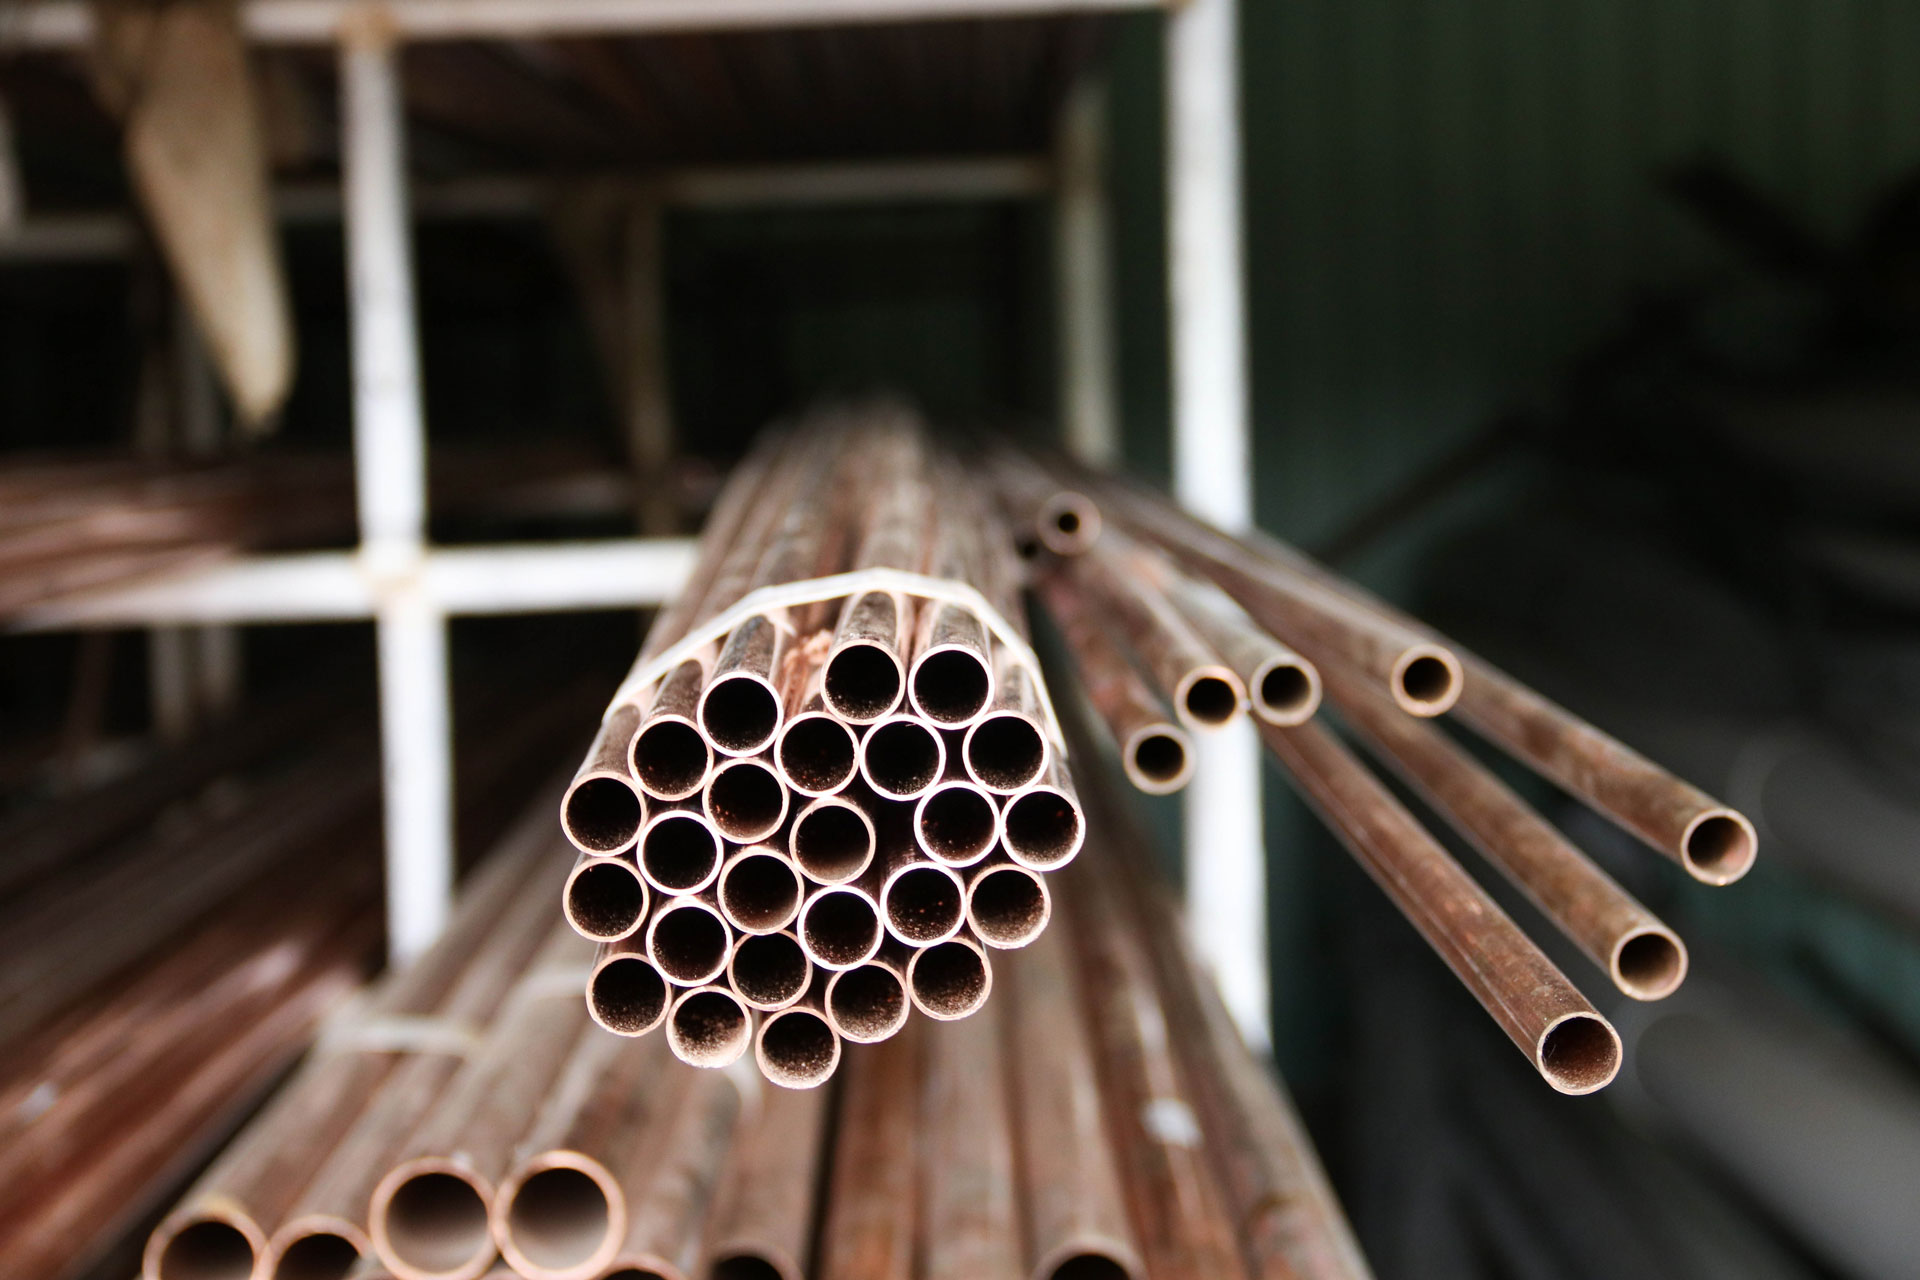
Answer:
1167;0;1268;1050
1054;78;1118;468
342;24;452;963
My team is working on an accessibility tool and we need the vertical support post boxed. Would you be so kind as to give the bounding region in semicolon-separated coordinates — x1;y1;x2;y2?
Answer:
342;22;452;963
1167;0;1269;1049
623;193;678;537
175;299;243;718
1055;78;1119;468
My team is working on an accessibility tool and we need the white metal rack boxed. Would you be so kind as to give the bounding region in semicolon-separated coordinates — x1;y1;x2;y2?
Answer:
7;0;1262;1043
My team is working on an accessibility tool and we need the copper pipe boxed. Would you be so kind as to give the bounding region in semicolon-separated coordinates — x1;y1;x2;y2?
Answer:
987;448;1100;556
878;848;968;948
635;808;724;897
789;792;878;886
825;953;911;1044
645;896;733;988
908;602;995;727
561;705;647;855
962;651;1051;793
913;776;1002;867
825;426;928;723
920;1007;1024;1280
755;988;843;1090
1000;758;1086;871
1142;551;1322;727
664;984;753;1069
699;615;788;759
1327;670;1688;999
585;942;670;1038
817;1023;919;1280
563;853;649;944
717;846;805;936
627;656;713;803
965;861;1051;950
908;933;993;1021
598;1066;745;1278
727;930;813;1012
702;755;791;845
774;633;857;797
858;713;946;800
824;590;911;724
706;1087;830;1280
1259;718;1622;1093
797;882;884;972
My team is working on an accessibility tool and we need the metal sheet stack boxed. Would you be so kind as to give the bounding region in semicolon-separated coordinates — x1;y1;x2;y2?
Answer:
558;407;1082;1089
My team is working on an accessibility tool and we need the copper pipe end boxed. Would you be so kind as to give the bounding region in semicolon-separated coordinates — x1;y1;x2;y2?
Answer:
859;715;946;799
774;711;858;797
797;884;884;971
825;959;910;1044
666;985;753;1069
145;1209;266;1280
1038;492;1101;555
718;847;804;935
265;1218;368;1280
1535;1011;1622;1095
493;1154;622;1280
628;714;712;803
560;773;646;856
907;935;992;1021
699;670;784;759
755;1005;842;1090
564;856;649;943
823;594;906;723
1001;782;1086;871
1031;1243;1142;1280
370;1160;494;1280
1121;724;1194;795
728;930;813;1011
637;810;723;897
711;1252;804;1280
962;711;1049;794
880;860;967;946
966;864;1051;950
789;794;877;885
909;642;994;728
587;953;670;1037
703;757;791;845
1172;664;1246;730
913;780;1001;866
646;898;732;988
1679;808;1757;885
1389;644;1462;716
1248;654;1322;726
1611;926;1690;1001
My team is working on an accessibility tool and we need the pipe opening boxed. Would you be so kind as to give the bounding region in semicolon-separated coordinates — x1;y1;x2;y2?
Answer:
1255;662;1317;723
777;715;857;794
965;716;1046;792
650;906;730;985
713;1257;787;1280
1003;789;1084;869
702;675;781;756
910;940;990;1020
640;813;722;894
669;989;751;1066
1041;497;1099;553
383;1172;490;1276
1538;1014;1622;1094
1128;731;1190;791
758;1009;840;1089
1396;653;1456;712
602;1270;673;1280
589;958;668;1035
1054;509;1080;536
791;801;875;883
969;866;1048;948
916;784;998;864
729;932;811;1009
827;963;907;1042
721;851;803;933
155;1220;256;1280
1614;930;1687;1001
800;890;882;968
1682;812;1756;883
271;1232;360;1280
566;861;647;940
565;778;643;853
631;719;710;800
1049;1256;1133;1280
912;649;992;725
884;865;965;944
1181;675;1240;726
706;761;789;843
824;642;902;722
863;719;943;797
505;1167;610;1274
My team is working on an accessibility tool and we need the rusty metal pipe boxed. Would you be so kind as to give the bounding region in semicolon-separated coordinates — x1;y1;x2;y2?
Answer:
560;705;647;855
962;652;1050;793
908;605;996;728
636;809;723;897
920;1006;1024;1280
585;943;670;1039
797;882;884;972
966;861;1051;950
755;989;843;1090
825;592;910;724
664;985;753;1069
914;777;1002;867
699;617;787;758
717;846;804;936
726;929;813;1012
824;953;911;1044
1000;759;1086;871
563;853;650;944
817;1023;918;1280
859;714;946;800
987;448;1100;556
775;634;857;797
706;1088;830;1280
702;756;790;845
879;853;967;948
627;657;713;803
1143;554;1322;727
596;1068;745;1278
645;896;732;988
789;793;878;885
908;933;993;1021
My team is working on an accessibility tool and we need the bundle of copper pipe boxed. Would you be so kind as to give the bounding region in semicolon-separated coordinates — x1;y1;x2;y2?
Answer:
998;447;1757;1095
559;407;1083;1087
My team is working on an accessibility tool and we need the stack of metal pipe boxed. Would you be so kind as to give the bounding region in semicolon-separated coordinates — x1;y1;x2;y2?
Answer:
560;408;1082;1088
997;448;1758;1095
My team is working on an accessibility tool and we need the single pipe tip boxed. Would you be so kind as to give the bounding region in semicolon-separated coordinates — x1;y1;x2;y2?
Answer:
599;1257;689;1280
909;645;995;727
564;859;649;943
798;886;884;970
755;1006;842;1089
699;671;784;758
646;899;732;987
711;1250;805;1280
667;986;753;1068
1249;657;1322;726
1174;666;1247;729
728;931;812;1010
1038;493;1101;555
963;712;1050;793
704;758;791;844
628;715;712;801
775;712;858;797
825;961;909;1043
967;864;1051;949
881;862;967;946
587;954;670;1037
908;936;992;1021
1390;646;1462;716
495;1157;620;1280
371;1162;494;1280
860;716;946;799
1122;725;1194;795
638;810;724;896
1001;785;1086;870
789;796;877;884
561;774;645;855
266;1220;369;1280
719;848;804;935
1679;808;1758;885
823;639;905;724
146;1211;266;1280
1611;927;1690;1001
1032;1244;1142;1280
914;782;1001;866
1535;1012;1622;1095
